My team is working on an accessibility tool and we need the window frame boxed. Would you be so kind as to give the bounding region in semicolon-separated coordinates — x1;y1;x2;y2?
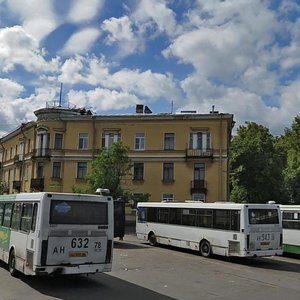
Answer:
135;133;145;150
78;133;88;150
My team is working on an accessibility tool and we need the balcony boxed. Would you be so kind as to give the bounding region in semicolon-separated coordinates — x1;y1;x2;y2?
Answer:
31;149;51;160
13;180;21;190
186;148;213;159
30;178;44;191
13;154;23;164
190;180;207;194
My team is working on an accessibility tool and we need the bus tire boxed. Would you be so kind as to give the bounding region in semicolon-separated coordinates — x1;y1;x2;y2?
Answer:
200;240;212;258
148;232;157;246
9;250;17;277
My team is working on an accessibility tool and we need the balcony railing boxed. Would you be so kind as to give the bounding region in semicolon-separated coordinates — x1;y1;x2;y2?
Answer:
13;154;24;164
31;148;51;159
30;178;44;191
190;180;207;194
186;148;213;159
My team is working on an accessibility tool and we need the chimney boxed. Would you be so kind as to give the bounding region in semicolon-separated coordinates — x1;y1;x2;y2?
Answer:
136;104;144;113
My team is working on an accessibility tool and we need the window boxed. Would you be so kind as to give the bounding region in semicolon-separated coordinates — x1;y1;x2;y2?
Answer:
54;133;63;149
11;203;21;230
52;162;61;178
31;203;38;232
163;163;174;182
164;133;175;150
248;209;279;224
79;133;88;149
3;203;13;227
37;162;44;178
0;203;4;225
50;200;108;225
162;193;174;202
135;133;145;150
102;131;121;148
189;131;211;150
77;162;87;179
197;209;213;228
20;203;33;232
158;208;169;223
133;163;144;180
192;193;205;202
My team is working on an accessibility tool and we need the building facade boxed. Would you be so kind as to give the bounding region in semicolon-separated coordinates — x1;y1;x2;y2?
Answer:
0;105;234;202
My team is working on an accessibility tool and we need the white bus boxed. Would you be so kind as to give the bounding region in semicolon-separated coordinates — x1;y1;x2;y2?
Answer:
136;202;282;258
280;205;300;255
0;192;114;276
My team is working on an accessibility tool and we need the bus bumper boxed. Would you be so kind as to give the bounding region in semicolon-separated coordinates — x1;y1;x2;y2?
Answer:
240;249;283;257
34;263;112;276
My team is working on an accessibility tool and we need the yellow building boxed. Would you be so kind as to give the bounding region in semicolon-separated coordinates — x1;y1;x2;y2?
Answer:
0;105;234;202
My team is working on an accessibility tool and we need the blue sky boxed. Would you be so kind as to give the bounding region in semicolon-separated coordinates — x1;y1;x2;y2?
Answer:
1;0;300;136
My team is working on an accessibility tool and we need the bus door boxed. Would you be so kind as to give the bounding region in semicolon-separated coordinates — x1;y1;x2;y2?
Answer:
24;203;38;272
46;200;109;266
247;208;280;251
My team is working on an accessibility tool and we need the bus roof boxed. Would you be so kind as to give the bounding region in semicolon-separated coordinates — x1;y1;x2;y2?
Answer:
0;192;109;202
137;202;280;210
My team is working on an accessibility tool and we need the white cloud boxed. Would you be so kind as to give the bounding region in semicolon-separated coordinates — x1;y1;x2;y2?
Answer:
132;0;179;37
0;26;59;73
6;0;58;42
62;28;101;55
0;78;24;98
164;0;279;81
59;55;109;85
0;84;57;136
102;16;142;57
67;88;140;111
67;0;105;24
108;69;182;104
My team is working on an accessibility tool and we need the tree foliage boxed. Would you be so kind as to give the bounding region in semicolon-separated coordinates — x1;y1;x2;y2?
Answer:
230;122;286;203
86;142;132;199
280;116;300;204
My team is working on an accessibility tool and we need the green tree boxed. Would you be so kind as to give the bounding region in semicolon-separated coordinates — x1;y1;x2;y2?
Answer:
230;122;285;203
281;116;300;204
86;142;132;199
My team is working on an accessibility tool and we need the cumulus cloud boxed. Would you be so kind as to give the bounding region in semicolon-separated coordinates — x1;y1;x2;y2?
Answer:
67;0;105;24
107;69;182;104
59;55;109;85
6;0;58;42
67;88;140;111
0;26;59;73
101;16;142;57
132;0;179;37
62;27;101;55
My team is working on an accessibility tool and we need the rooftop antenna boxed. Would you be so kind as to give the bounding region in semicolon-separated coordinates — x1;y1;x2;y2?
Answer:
171;101;174;113
59;83;63;107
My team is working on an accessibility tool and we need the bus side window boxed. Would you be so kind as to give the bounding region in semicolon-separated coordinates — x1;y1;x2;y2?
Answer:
31;203;38;232
11;203;22;230
20;203;33;232
231;210;240;231
3;203;13;228
0;203;4;225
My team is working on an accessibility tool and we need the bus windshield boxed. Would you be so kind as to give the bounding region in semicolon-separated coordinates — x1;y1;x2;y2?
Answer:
50;200;108;225
248;209;279;225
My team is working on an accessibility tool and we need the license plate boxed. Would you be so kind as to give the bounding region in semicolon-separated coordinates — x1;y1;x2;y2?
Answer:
260;241;270;247
69;251;87;257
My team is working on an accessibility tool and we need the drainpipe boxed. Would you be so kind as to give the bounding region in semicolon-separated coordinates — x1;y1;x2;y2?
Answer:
20;124;27;192
219;114;223;201
0;139;5;189
92;115;96;159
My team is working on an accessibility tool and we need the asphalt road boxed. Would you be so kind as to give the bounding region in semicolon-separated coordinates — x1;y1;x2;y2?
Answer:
1;232;300;300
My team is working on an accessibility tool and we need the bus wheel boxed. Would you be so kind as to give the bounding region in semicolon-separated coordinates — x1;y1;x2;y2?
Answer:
200;240;212;258
149;232;157;246
9;250;17;277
